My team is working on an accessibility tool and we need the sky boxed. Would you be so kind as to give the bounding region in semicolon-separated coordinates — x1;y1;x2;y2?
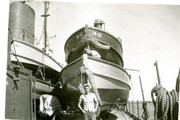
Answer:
26;1;180;101
1;0;180;104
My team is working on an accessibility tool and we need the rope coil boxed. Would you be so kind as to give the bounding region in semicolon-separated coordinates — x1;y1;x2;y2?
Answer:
151;84;178;120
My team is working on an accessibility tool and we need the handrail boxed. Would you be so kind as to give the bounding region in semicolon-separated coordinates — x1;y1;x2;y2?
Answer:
9;27;40;45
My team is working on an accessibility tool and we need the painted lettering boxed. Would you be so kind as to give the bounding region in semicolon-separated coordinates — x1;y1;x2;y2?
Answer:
92;31;102;38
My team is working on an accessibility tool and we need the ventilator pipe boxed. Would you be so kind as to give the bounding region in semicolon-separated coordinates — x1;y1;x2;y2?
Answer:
94;19;105;30
154;61;161;85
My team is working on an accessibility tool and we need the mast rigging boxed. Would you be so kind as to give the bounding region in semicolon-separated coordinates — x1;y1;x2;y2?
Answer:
41;1;50;51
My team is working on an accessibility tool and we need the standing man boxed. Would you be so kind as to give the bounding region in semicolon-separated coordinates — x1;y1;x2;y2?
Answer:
78;84;99;120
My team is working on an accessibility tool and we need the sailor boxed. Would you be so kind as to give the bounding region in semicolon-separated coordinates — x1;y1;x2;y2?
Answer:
78;84;99;120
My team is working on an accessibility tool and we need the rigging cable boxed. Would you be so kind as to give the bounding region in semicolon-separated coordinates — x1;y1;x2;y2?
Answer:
116;103;128;120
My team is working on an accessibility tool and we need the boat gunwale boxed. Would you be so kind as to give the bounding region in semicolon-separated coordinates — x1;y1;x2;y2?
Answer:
88;56;129;76
67;46;124;67
60;55;130;83
64;26;123;54
93;73;131;89
64;26;124;66
11;53;62;72
12;39;63;68
62;71;130;91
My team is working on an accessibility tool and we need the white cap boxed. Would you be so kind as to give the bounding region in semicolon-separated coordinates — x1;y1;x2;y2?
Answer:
84;84;91;89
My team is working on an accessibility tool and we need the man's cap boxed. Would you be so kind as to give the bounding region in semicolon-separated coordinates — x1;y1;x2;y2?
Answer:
84;84;91;88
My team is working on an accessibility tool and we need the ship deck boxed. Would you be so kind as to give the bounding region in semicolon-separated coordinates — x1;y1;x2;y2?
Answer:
110;110;134;120
65;110;134;120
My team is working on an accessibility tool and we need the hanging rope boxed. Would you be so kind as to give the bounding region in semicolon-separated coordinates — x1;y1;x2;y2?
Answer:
71;35;110;53
151;84;178;120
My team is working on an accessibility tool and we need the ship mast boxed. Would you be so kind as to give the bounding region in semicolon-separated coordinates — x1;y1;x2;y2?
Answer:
38;1;50;81
41;1;50;51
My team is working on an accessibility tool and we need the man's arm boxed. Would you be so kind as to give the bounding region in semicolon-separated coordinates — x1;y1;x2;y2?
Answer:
93;94;99;111
78;96;86;114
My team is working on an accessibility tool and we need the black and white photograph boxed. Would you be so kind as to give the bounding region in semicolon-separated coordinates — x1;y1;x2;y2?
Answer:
0;0;180;120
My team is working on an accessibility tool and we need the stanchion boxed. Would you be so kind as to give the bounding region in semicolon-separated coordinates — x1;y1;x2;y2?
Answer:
137;100;139;119
132;101;134;115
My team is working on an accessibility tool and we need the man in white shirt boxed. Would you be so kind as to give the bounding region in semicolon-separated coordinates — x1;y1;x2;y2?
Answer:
78;84;99;120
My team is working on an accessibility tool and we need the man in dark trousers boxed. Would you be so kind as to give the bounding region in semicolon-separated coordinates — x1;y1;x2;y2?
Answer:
78;84;99;120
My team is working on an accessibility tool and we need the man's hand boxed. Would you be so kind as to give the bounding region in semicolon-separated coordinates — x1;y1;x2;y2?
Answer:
91;109;96;113
82;110;87;114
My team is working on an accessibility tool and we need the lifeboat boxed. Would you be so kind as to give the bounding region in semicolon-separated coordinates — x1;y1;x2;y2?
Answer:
60;19;131;111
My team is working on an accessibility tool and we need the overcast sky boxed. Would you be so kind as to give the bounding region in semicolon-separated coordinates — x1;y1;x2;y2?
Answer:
2;0;180;101
25;1;180;101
